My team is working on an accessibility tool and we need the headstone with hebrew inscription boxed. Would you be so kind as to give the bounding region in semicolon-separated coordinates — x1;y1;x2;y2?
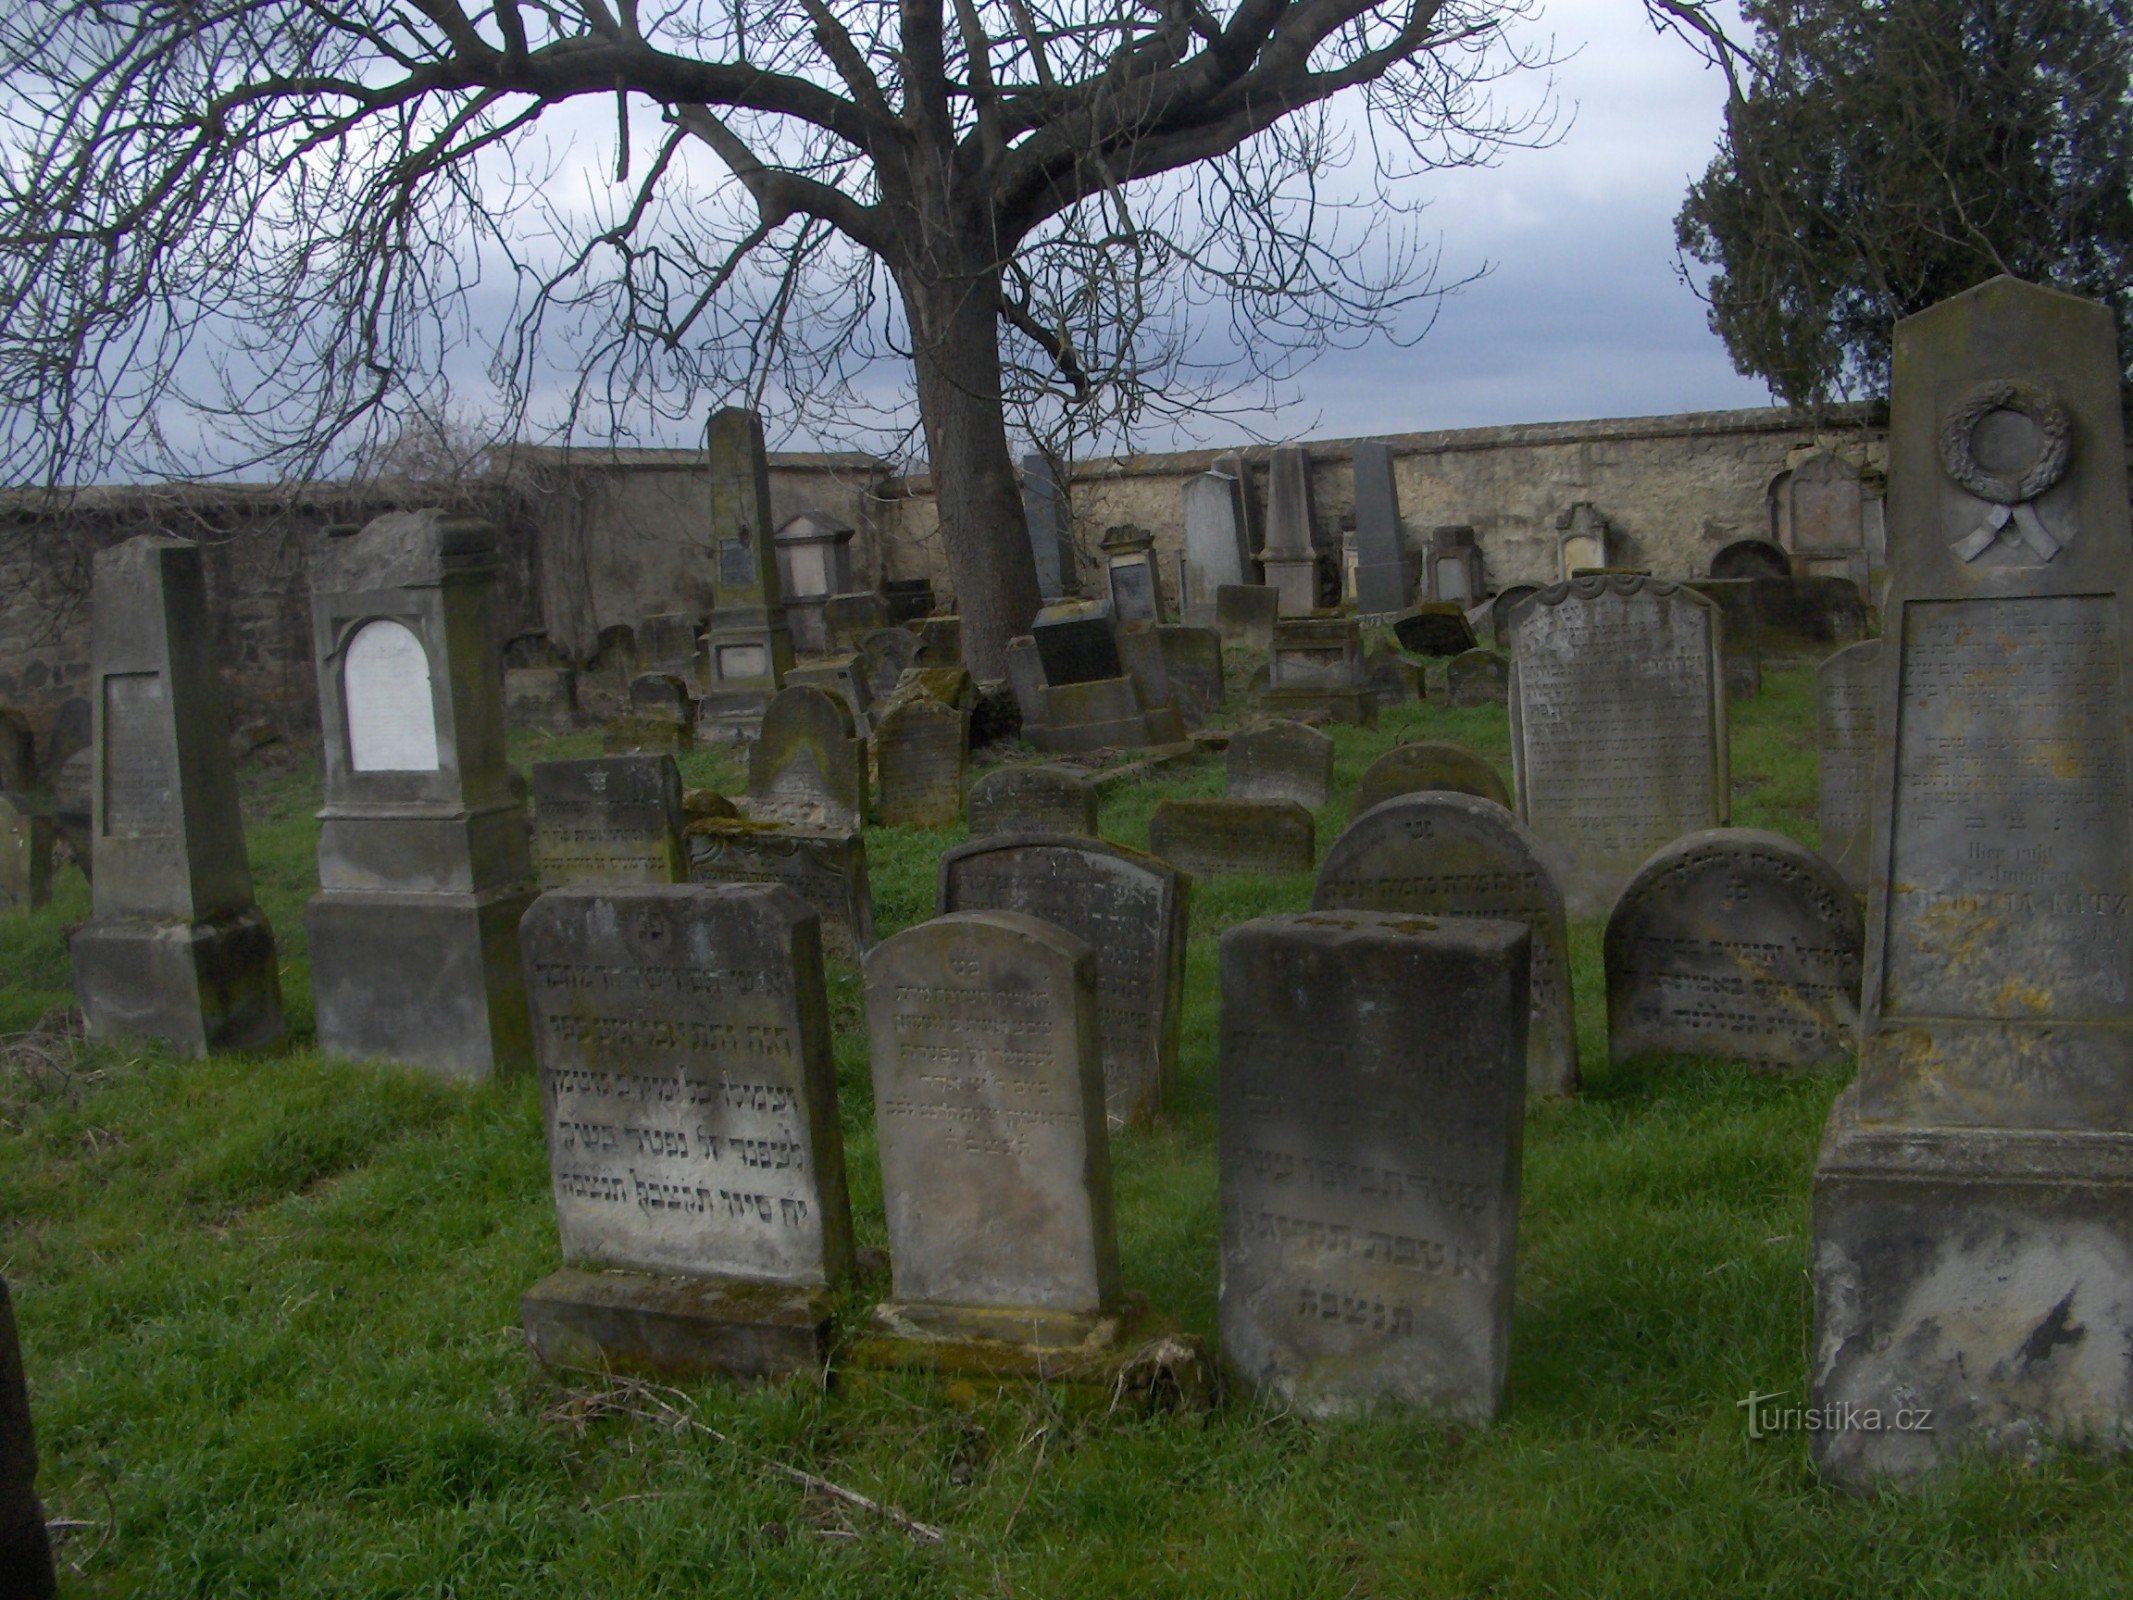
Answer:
1816;641;1879;893
1228;720;1334;809
1810;280;2133;1485
531;755;686;888
939;835;1188;1125
1151;797;1313;878
1508;576;1728;918
518;883;853;1377
964;765;1098;839
1219;909;1529;1420
748;685;867;831
303;510;535;1080
863;911;1119;1342
68;536;285;1057
874;695;967;827
686;818;875;958
1605;829;1861;1068
1314;792;1576;1097
1352;742;1510;817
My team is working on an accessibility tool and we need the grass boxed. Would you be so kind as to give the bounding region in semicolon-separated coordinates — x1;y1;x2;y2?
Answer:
4;656;2131;1597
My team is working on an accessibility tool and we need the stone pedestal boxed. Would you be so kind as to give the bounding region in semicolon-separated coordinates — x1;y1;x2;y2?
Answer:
68;536;284;1056
523;1268;836;1381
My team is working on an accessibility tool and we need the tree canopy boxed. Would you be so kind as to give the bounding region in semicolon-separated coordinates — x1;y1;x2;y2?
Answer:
1676;0;2133;408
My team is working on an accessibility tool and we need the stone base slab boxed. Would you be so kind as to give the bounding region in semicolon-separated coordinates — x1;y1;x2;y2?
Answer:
846;1295;1211;1406
1255;685;1378;727
522;1267;834;1382
306;884;535;1081
70;906;286;1058
1811;1086;2133;1487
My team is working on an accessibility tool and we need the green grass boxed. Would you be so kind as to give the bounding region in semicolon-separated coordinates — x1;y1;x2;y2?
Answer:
5;661;2130;1597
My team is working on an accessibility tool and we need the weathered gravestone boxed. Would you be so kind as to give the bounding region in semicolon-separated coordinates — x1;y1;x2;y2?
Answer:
1508;575;1729;918
939;836;1189;1125
606;672;696;755
874;695;967;827
1708;539;1792;581
1219;910;1530;1420
1150;797;1313;877
0;795;53;913
1393;603;1477;658
964;765;1099;839
1157;625;1225;714
1313;792;1576;1097
1352;441;1416;618
1687;577;1764;700
518;884;853;1378
773;511;855;653
698;407;794;735
1021;451;1076;601
1811;279;2133;1485
68;536;286;1057
823;592;892;652
747;686;867;831
1816;640;1880;893
1429;525;1486;607
686;819;875;958
1352;742;1511;816
1003;636;1047;728
1102;524;1165;623
1605;829;1862;1069
1228;720;1334;809
1556;502;1611;575
0;708;34;792
858;912;1130;1366
1260;617;1376;726
1489;585;1539;649
1444;648;1510;708
0;1278;56;1600
531;755;686;887
1215;584;1279;651
1261;446;1322;616
1031;600;1124;686
303;510;534;1080
637;612;705;689
783;654;873;737
1181;470;1254;623
504;666;579;732
914;615;963;668
856;627;923;701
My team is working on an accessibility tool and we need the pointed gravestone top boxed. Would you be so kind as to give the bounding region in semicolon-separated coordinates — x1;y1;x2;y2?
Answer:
707;406;780;610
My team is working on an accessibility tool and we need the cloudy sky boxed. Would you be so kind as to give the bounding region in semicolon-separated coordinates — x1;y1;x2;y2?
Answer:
1251;0;1778;445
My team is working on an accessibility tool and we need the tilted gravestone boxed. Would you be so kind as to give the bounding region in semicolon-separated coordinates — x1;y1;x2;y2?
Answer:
698;406;793;734
939;835;1189;1125
531;755;686;888
1030;600;1124;686
1227;720;1334;809
1313;792;1577;1097
0;1278;56;1600
964;765;1098;839
861;911;1121;1352
1219;910;1530;1421
1351;441;1415;618
873;694;967;827
1393;603;1477;658
1605;829;1862;1069
1444;648;1510;708
1102;524;1164;623
1150;797;1314;877
1816;640;1880;893
303;510;535;1080
748;685;867;831
1811;279;2133;1485
518;884;853;1378
637;612;704;689
0;794;53;913
685;819;875;958
1351;742;1510;817
68;536;285;1057
1508;575;1728;918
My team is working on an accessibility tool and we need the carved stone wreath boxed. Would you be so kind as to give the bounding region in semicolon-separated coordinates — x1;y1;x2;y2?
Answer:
1937;378;2072;505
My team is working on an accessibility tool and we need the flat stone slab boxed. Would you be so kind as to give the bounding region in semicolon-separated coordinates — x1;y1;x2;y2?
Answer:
1393;604;1477;657
1150;797;1314;877
1606;829;1862;1069
522;1268;835;1382
846;1294;1211;1406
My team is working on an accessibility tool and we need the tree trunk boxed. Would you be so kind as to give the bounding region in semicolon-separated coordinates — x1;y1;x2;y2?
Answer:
897;264;1041;681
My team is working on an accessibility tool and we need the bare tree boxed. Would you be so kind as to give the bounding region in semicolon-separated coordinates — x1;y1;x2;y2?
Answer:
0;0;1634;672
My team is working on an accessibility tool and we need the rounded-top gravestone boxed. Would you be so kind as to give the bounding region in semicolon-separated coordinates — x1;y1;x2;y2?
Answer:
964;765;1098;839
1227;719;1335;808
1605;828;1862;1069
749;684;866;831
1351;741;1510;817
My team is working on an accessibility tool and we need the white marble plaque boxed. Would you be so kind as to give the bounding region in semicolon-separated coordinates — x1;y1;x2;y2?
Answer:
344;619;441;773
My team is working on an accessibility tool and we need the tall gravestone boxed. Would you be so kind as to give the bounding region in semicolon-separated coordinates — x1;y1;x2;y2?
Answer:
1605;829;1861;1069
1181;470;1254;623
1351;742;1510;816
1213;449;1265;561
68;536;285;1056
860;912;1123;1360
0;1278;56;1600
518;884;853;1377
1228;720;1334;809
873;695;967;827
1313;792;1577;1097
1021;452;1076;600
531;755;686;887
304;511;534;1080
1261;446;1321;616
939;835;1188;1125
1509;576;1729;918
748;685;867;831
698;407;793;735
1351;442;1414;618
1219;910;1530;1420
1816;640;1880;893
1811;279;2133;1484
